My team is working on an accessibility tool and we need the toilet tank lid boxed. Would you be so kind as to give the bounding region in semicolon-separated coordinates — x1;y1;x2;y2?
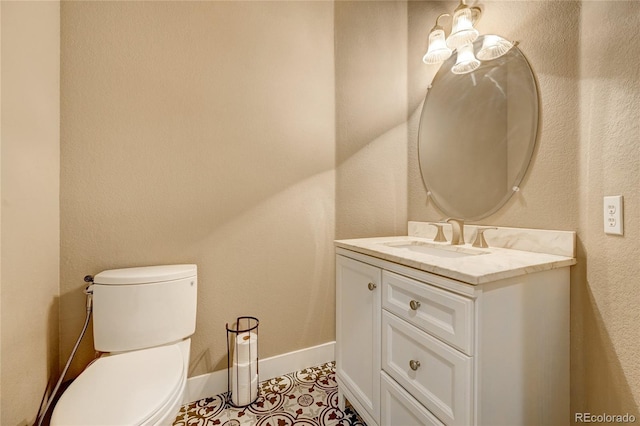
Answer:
94;264;197;285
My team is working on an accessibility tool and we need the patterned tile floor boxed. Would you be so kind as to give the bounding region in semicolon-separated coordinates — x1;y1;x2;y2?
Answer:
173;362;365;426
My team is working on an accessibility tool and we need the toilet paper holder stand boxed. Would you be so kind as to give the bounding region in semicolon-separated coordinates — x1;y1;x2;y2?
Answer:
226;316;260;408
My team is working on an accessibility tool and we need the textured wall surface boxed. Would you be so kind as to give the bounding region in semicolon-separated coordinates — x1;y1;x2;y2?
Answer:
335;1;408;240
408;0;639;420
575;0;640;417
61;1;335;379
0;2;60;424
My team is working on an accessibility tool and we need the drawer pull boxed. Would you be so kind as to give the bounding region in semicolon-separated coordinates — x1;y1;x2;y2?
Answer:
409;359;421;371
368;282;377;291
409;300;421;310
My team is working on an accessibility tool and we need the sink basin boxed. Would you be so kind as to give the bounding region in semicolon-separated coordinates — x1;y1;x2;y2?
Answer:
382;241;486;258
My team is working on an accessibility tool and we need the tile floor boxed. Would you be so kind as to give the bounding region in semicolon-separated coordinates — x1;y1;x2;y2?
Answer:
173;362;365;426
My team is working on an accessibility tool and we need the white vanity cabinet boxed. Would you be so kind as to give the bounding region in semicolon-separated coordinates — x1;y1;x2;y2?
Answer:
336;248;570;426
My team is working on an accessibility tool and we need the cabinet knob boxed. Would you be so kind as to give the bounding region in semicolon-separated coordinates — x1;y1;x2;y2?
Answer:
409;300;421;310
367;282;377;291
409;360;421;371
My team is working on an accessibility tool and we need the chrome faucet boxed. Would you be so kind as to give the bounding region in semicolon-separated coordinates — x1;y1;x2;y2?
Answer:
445;218;465;245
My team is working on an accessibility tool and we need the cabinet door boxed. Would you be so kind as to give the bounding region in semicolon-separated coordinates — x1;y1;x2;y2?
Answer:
336;255;381;424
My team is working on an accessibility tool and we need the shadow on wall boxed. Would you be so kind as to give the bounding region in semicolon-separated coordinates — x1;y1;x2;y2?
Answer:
571;238;639;421
335;119;408;241
186;169;337;377
334;0;408;167
334;1;409;241
190;347;215;376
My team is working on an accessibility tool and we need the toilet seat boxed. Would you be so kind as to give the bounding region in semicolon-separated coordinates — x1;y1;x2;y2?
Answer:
51;344;185;426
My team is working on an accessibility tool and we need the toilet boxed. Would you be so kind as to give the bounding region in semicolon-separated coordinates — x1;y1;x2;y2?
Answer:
51;264;198;426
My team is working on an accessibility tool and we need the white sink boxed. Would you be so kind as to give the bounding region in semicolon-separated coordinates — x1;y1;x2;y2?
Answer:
382;241;487;258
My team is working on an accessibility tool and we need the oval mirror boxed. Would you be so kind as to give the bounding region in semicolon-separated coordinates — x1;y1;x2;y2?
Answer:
418;35;538;221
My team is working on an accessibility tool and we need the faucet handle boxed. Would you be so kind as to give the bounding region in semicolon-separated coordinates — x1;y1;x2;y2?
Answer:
427;222;447;242
472;227;497;248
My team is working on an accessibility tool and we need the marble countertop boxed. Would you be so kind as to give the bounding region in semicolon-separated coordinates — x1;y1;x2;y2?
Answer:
335;235;576;285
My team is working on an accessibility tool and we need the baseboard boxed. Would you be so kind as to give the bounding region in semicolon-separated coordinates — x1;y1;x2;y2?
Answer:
183;341;335;404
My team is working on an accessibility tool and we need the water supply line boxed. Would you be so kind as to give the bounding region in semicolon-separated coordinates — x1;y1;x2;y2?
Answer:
34;276;94;426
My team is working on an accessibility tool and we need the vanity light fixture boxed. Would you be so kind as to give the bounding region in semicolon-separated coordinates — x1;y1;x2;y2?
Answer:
451;43;480;74
422;1;514;74
446;1;480;49
422;14;453;64
476;34;514;61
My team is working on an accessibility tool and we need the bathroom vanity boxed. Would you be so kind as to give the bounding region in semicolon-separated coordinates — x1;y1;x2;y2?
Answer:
335;222;576;426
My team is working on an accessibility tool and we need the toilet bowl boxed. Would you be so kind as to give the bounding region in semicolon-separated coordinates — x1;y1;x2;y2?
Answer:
51;339;190;426
50;264;198;426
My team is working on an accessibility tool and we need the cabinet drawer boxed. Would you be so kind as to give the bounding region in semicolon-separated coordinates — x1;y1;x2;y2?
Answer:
381;371;444;426
382;311;472;426
382;270;474;355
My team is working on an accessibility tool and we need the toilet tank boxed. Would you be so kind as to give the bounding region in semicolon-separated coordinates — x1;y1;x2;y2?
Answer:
92;264;197;352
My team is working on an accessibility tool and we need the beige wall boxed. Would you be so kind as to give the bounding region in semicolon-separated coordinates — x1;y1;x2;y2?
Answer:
1;1;3;414
576;0;640;417
408;0;639;420
335;1;408;240
0;1;60;424
60;1;335;378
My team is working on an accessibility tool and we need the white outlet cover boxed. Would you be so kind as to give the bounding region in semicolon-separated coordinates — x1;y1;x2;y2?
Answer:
603;195;623;236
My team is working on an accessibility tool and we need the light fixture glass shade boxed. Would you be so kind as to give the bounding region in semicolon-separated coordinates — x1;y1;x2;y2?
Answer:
451;43;480;74
422;28;453;64
476;35;514;60
446;6;479;49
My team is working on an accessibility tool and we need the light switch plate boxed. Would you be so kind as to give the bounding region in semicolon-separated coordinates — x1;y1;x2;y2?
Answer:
603;195;623;235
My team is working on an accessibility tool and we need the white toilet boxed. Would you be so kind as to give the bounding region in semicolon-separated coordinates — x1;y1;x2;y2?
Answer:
51;264;198;426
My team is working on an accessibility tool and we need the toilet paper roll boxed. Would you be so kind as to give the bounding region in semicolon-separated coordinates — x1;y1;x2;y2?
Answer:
232;359;258;383
232;331;258;365
231;361;258;406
